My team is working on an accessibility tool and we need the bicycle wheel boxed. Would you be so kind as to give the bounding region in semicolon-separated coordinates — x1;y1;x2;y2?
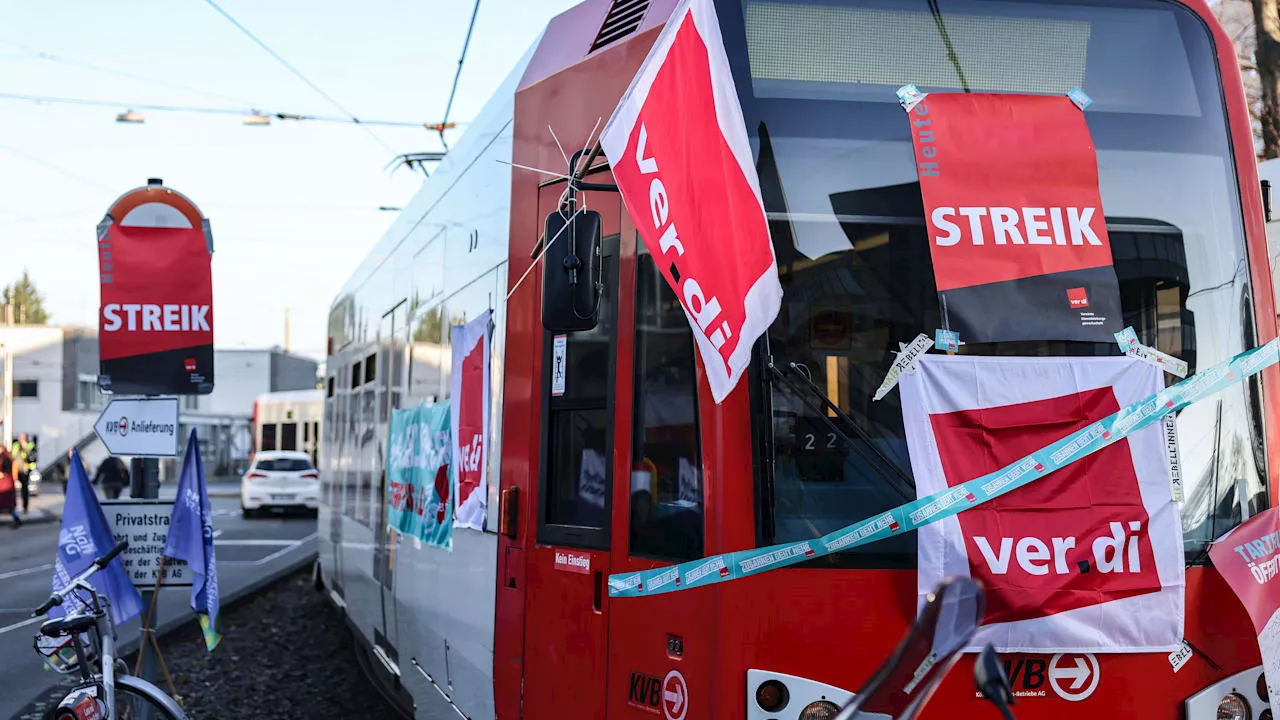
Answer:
113;681;186;720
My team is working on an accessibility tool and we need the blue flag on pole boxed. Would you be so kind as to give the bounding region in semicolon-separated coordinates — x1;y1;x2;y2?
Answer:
163;430;221;651
50;450;144;627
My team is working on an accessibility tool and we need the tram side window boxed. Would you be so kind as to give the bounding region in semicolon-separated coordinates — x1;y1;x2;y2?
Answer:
282;422;298;451
540;234;619;547
630;248;704;560
261;424;277;452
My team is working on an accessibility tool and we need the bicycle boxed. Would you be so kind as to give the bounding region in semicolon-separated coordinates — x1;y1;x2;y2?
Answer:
31;539;187;720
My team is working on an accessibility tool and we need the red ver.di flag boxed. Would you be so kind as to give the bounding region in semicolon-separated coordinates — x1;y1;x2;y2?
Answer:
1210;508;1280;718
901;355;1183;652
601;0;782;403
450;311;492;531
907;93;1121;343
98;181;214;395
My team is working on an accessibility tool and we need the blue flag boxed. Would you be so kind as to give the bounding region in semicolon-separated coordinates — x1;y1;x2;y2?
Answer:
50;451;145;627
163;430;221;651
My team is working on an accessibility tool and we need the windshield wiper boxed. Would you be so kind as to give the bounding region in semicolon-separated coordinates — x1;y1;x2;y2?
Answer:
767;360;916;502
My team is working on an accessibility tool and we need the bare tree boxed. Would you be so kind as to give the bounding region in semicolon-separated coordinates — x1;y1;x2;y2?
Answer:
1215;0;1266;155
1252;0;1280;157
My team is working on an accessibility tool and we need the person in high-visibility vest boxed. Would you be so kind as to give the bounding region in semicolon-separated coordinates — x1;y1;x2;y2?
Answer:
11;433;33;514
0;448;20;527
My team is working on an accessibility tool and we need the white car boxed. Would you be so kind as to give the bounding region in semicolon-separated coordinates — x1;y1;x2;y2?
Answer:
240;451;320;518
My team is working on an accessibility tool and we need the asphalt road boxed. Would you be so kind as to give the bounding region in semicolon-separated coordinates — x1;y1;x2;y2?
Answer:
0;490;316;720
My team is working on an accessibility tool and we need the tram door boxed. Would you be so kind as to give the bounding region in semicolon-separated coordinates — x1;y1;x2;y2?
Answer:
374;303;407;664
522;187;624;718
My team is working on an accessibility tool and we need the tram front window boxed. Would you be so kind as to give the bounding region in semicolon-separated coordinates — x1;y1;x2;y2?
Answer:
720;0;1267;566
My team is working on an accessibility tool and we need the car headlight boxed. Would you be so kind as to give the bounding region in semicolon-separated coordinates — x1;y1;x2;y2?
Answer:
1218;693;1252;720
799;700;841;720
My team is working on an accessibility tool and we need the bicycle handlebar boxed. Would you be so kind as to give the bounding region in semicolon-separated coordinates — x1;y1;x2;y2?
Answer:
32;595;62;617
94;539;128;569
30;540;129;617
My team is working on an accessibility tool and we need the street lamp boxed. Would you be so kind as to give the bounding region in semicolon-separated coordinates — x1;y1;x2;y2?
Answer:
115;109;145;124
243;113;271;126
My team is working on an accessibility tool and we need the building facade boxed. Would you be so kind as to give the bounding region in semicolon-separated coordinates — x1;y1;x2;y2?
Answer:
0;324;319;482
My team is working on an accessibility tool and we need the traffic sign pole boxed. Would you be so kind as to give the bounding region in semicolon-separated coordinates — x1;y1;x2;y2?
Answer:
131;455;161;720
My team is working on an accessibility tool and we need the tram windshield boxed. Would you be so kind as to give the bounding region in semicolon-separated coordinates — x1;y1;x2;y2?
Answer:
717;0;1268;565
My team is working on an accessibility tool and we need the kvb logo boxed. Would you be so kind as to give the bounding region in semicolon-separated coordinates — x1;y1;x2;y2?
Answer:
1048;653;1099;701
662;670;688;720
971;657;1048;699
627;672;662;715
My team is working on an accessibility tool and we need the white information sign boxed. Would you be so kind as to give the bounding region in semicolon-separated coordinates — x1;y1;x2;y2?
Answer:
94;396;180;457
103;500;191;587
551;334;567;397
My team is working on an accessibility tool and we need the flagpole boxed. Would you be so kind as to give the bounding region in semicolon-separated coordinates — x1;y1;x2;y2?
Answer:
133;555;167;675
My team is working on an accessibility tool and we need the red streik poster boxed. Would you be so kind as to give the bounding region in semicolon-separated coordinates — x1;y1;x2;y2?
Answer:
98;186;214;396
1209;507;1280;717
907;93;1122;343
601;0;782;404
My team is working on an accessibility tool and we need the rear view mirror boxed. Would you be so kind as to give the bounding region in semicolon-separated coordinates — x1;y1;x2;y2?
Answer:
834;577;985;720
542;208;602;332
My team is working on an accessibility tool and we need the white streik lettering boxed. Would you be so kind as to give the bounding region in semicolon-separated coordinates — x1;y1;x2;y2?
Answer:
142;305;161;331
103;304;122;331
633;122;732;351
123;304;142;331
929;206;1105;248
932;207;961;247
163;304;180;331
991;207;1024;245
1023;208;1051;245
101;304;211;332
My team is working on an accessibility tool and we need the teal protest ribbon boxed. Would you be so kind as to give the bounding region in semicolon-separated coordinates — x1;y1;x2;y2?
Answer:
609;339;1280;597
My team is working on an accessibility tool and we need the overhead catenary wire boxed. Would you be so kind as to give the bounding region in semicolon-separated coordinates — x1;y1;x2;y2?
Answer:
438;0;482;151
9;43;257;107
0;140;115;193
0;91;450;128
200;0;397;154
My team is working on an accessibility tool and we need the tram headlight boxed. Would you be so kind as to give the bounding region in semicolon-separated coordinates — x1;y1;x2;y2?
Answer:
754;680;788;712
798;700;840;720
1217;692;1252;720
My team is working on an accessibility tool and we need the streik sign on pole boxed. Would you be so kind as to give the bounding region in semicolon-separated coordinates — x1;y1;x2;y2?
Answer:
600;0;782;404
98;179;214;395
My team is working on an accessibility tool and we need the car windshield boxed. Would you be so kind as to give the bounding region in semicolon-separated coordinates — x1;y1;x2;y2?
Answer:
257;458;314;472
719;0;1268;564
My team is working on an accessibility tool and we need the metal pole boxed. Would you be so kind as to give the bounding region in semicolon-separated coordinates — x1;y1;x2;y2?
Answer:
130;455;161;719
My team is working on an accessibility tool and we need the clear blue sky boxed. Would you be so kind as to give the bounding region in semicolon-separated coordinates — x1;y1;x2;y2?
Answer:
0;0;576;360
